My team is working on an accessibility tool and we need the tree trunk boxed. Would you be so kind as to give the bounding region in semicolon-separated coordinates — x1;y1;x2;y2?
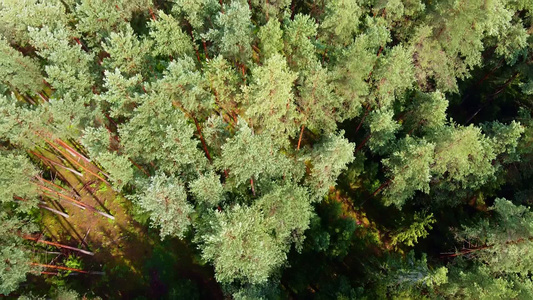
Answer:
30;262;90;273
24;236;94;256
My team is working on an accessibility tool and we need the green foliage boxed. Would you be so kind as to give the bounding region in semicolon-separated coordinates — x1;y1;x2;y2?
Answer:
148;11;194;58
258;19;284;60
319;0;362;46
215;121;303;188
0;38;43;94
156;56;213;115
406;91;449;133
367;108;401;154
204;56;239;112
296;62;341;133
189;171;224;206
97;69;142;118
330;34;377;119
306;132;355;199
390;212;436;248
439;262;532;300
102;25;152;77
254;183;313;247
63;255;83;277
0;0;531;297
382;137;435;207
75;0;152;47
283;14;318;71
134;173;194;239
28;25;95;99
0;0;70;44
458;198;533;275
96;152;133;191
172;0;220;34
0;152;39;212
0;212;37;295
119;93;207;174
370;251;448;299
430;124;498;191
243;54;299;147
205;1;253;64
371;45;415;107
200;204;286;284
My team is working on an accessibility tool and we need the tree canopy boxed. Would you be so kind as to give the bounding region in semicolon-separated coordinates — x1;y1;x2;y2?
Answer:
0;0;531;298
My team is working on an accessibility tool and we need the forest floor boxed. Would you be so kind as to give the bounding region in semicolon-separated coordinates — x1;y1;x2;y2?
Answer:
32;141;222;299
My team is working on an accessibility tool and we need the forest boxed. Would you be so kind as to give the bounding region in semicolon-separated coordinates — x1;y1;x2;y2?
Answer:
0;0;532;299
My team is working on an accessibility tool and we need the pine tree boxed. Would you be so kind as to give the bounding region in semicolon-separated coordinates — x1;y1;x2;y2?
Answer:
390;212;436;248
215;121;303;188
148;11;194;58
190;171;224;206
0;0;70;44
283;14;318;72
200;204;286;284
97;68;143;118
156;56;214;116
254;182;313;246
258;18;284;61
439;262;532;300
430;124;498;192
371;45;415;108
204;1;253;65
368;251;448;299
249;0;291;21
296;62;341;134
319;0;362;47
204;55;239;116
119;92;208;174
381;137;435;207
134;173;194;239
28;25;95;100
404;91;449;133
172;0;220;34
457;198;533;275
0;212;38;295
330;34;377;120
0;152;39;212
0;38;44;94
74;0;152;48
243;54;299;147
306;132;355;199
366;108;401;155
102;24;152;78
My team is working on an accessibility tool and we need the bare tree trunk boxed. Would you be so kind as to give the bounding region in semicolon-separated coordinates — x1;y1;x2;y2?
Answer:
24;236;94;256
30;262;90;273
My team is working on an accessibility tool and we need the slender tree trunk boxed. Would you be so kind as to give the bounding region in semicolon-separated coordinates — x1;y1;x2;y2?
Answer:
44;141;110;183
149;7;157;21
38;203;70;218
30;262;90;273
55;139;91;164
371;179;392;197
24;237;94;256
30;150;83;177
35;183;115;220
193;116;213;163
250;177;256;196
129;158;150;176
297;125;305;150
355;105;371;134
34;176;80;199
